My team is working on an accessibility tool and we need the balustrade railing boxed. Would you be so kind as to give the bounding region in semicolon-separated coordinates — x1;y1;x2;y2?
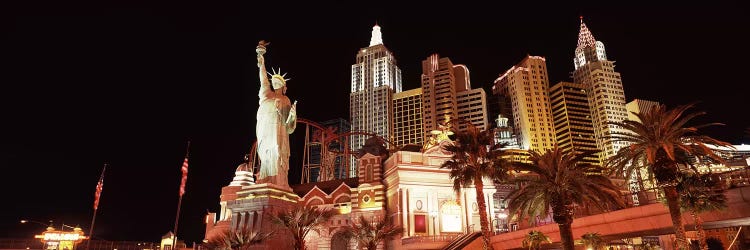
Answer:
401;234;462;245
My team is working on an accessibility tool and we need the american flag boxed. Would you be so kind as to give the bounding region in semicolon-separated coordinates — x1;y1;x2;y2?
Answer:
179;157;189;196
93;165;107;210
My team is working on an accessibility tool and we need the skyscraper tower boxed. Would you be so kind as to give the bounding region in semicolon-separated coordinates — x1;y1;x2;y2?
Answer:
421;54;488;138
493;55;555;152
572;17;629;162
549;81;598;165
421;54;460;138
350;24;402;153
457;87;489;132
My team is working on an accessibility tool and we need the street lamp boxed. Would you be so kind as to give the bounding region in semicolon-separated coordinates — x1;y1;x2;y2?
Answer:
21;219;54;227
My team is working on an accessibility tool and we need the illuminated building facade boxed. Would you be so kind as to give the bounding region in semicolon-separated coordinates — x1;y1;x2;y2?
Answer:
421;54;488;136
350;24;402;155
392;88;423;147
457;88;489;132
699;144;750;174
205;144;497;249
492;55;555;152
421;54;460;138
572;18;629;163
549;81;599;165
625;99;659;123
493;114;520;149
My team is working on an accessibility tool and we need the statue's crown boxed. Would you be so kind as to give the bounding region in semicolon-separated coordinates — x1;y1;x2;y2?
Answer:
268;68;291;88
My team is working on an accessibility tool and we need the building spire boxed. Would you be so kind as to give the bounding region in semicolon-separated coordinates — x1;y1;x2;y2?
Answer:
576;16;596;50
369;23;383;46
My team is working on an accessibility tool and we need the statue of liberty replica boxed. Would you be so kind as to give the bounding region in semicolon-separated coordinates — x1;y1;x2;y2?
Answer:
203;41;301;250
255;40;297;189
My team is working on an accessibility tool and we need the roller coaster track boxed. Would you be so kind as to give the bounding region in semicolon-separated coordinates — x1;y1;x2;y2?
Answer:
246;117;398;184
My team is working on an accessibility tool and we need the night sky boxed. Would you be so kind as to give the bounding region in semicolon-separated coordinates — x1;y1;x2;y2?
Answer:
1;1;748;245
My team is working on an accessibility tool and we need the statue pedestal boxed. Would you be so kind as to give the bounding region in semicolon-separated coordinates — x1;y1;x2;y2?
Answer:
234;183;298;208
227;183;300;250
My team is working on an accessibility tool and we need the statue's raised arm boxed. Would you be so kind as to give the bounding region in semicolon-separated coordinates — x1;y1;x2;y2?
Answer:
256;40;271;97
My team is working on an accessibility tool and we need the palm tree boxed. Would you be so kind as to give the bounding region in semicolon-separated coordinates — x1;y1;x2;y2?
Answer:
203;232;232;250
440;120;512;250
522;230;551;250
606;103;731;249
677;173;727;250
579;232;604;250
268;206;335;250
635;243;659;250
508;147;625;250
339;215;404;250
202;228;272;250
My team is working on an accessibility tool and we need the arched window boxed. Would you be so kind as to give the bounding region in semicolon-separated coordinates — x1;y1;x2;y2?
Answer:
440;200;462;232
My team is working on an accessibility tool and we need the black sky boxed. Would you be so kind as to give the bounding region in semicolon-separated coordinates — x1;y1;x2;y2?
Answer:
1;1;749;245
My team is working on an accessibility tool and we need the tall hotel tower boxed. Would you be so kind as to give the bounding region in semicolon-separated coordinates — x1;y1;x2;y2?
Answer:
493;56;555;152
549;81;599;164
350;24;403;152
572;18;628;162
421;54;488;137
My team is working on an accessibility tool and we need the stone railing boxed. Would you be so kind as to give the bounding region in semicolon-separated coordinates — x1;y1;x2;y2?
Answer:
401;234;462;245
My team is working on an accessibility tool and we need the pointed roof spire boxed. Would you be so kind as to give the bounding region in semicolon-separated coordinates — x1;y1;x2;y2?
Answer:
369;23;383;46
576;16;597;50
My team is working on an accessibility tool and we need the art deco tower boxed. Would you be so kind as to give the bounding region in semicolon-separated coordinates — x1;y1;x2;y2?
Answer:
350;24;403;152
572;18;629;162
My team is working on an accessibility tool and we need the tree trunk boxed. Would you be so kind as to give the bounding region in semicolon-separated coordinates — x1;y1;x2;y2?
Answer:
558;222;575;250
295;233;304;250
553;205;575;250
663;185;688;249
475;175;493;250
691;210;707;250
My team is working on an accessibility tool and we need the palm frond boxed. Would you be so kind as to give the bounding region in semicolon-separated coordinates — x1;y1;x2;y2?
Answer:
268;206;335;249
339;215;404;250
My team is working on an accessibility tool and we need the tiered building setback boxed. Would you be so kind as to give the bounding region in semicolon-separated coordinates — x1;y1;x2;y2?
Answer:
350;24;402;157
572;18;629;162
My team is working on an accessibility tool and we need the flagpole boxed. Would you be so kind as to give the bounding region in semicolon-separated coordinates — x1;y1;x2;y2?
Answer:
172;141;191;250
86;163;107;250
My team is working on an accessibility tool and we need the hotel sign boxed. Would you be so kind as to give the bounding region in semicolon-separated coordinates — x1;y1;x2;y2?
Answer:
35;229;87;250
38;232;85;241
